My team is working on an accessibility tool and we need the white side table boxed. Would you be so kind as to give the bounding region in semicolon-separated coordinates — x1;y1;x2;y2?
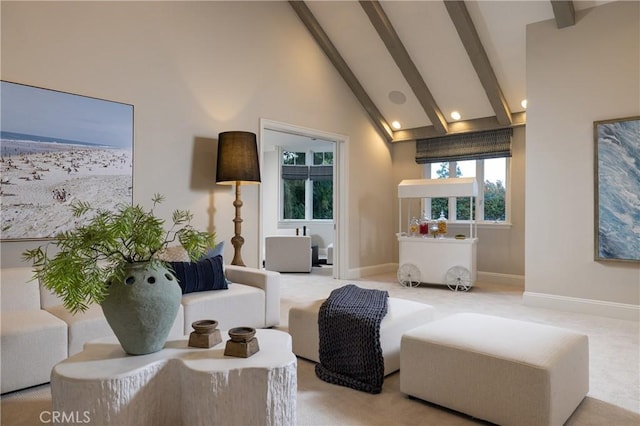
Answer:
51;329;297;426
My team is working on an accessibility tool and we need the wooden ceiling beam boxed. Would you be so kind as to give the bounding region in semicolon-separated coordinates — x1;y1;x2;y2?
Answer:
551;1;576;29
288;1;394;143
444;0;512;126
392;112;526;143
360;0;449;135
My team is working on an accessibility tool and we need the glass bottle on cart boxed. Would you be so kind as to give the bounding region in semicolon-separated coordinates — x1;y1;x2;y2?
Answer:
419;213;430;237
437;211;447;239
409;217;419;237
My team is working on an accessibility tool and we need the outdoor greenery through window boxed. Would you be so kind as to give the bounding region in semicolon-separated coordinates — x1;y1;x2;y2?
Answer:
282;150;333;221
424;158;508;223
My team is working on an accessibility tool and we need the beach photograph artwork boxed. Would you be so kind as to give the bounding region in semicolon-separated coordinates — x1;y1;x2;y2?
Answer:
1;81;133;240
595;116;640;262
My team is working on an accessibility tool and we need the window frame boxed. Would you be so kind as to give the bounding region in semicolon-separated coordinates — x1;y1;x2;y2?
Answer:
422;157;511;225
279;147;334;223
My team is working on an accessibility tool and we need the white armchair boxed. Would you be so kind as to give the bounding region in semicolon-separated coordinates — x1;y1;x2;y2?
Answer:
264;236;312;273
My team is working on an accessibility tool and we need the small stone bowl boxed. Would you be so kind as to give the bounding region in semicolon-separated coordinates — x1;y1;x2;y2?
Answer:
228;327;256;343
191;319;218;334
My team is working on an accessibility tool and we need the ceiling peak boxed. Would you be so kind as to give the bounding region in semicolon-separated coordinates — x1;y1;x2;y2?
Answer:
360;0;449;135
444;0;512;126
289;1;393;143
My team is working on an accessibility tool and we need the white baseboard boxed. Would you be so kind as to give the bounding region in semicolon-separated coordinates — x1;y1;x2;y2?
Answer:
347;263;397;280
523;291;640;321
477;271;524;287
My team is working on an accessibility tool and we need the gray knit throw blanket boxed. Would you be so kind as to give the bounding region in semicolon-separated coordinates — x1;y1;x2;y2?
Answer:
315;284;389;394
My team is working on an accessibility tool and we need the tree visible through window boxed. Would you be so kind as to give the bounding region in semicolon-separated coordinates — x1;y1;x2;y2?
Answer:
282;150;333;221
283;179;305;219
283;152;306;220
482;157;507;221
425;158;507;222
312;152;333;220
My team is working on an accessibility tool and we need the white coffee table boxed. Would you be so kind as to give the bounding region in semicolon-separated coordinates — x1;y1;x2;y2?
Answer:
51;329;297;426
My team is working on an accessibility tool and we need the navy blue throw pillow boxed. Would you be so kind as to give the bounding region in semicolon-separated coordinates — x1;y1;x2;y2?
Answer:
169;255;227;294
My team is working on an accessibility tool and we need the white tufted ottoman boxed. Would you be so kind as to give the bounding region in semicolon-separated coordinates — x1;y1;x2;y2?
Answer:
289;297;434;375
400;313;589;426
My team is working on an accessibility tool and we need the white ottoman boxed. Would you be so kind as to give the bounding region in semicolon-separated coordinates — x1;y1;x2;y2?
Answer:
289;297;434;375
400;313;589;426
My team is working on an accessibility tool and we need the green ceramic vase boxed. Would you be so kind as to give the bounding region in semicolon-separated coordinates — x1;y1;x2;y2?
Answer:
101;262;181;355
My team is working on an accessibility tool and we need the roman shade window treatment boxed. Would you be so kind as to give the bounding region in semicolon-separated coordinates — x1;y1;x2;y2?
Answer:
282;165;309;180
309;165;333;181
282;165;333;181
415;128;513;164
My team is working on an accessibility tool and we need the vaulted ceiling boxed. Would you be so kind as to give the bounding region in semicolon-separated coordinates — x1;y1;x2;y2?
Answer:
289;0;610;143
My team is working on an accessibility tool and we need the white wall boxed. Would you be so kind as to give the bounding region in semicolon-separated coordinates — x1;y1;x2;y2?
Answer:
262;149;281;241
0;1;394;273
525;1;640;319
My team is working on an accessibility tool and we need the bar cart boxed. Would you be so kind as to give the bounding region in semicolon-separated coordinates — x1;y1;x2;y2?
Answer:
397;178;478;291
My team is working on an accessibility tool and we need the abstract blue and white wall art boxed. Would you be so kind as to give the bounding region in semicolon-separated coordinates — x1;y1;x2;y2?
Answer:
594;116;640;262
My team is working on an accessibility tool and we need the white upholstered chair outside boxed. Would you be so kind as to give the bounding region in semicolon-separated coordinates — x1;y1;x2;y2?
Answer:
264;236;312;273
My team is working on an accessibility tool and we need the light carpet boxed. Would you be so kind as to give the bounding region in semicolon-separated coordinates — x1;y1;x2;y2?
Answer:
2;267;639;425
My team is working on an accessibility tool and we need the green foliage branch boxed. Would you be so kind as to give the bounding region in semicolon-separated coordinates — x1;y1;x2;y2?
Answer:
23;194;215;314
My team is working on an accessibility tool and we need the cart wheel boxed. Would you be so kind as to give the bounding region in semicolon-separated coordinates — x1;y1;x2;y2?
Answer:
445;266;472;292
397;263;421;288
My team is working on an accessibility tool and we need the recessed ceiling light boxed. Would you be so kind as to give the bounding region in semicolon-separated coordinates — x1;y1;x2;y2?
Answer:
451;111;461;121
521;99;527;109
391;121;401;130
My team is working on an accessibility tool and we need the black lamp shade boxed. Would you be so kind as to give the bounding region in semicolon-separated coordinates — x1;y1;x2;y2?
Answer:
216;131;261;184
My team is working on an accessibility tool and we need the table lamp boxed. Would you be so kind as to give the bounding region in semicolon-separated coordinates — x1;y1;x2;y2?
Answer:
216;131;261;266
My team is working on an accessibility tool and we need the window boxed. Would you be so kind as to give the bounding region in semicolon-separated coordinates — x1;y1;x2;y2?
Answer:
416;127;512;224
281;149;333;221
482;157;507;221
282;152;306;220
423;157;509;223
311;152;333;220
